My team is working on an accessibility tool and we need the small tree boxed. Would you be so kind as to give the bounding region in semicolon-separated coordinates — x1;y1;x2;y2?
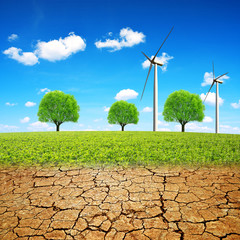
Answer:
163;90;205;132
38;90;80;131
108;100;139;131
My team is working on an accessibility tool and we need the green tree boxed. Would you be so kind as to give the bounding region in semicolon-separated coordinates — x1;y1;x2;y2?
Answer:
38;90;80;131
108;100;139;131
163;90;205;132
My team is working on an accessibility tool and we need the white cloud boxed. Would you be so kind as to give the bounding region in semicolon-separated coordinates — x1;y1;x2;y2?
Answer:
231;100;240;109
3;47;39;66
25;101;36;107
104;106;110;112
28;121;49;131
0;124;19;131
200;92;224;106
95;27;145;51
220;124;231;129
201;72;229;87
38;88;50;94
20;117;30;123
142;52;173;72
78;124;84;127
158;120;169;126
142;107;152;112
115;89;138;101
158;128;171;131
175;123;213;133
203;116;213;123
29;121;48;128
35;32;86;62
6;102;17;106
94;118;103;122
8;34;18;42
84;129;96;131
220;125;240;134
4;33;86;65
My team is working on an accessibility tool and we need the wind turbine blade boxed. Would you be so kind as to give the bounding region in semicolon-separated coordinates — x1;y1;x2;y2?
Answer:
141;64;153;101
214;72;229;81
203;81;215;103
212;61;215;79
152;26;174;61
142;52;152;62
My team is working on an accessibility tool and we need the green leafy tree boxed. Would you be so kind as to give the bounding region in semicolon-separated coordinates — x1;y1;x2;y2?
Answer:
163;90;205;132
108;100;139;131
38;90;80;131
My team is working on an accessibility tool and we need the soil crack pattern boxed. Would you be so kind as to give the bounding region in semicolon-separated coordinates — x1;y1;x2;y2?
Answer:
0;166;239;239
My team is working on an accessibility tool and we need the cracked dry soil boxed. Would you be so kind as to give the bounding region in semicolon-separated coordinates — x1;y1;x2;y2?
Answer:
0;166;239;240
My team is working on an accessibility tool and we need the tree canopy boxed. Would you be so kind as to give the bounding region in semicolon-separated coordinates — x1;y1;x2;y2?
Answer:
38;90;80;131
107;100;139;131
163;90;205;132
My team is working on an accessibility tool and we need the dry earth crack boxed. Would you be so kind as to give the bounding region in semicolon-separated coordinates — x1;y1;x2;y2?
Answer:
0;166;239;240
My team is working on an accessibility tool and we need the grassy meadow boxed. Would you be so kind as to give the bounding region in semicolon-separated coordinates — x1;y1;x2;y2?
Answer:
0;131;239;167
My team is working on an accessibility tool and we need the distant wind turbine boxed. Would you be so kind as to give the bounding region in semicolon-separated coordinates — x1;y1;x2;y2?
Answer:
140;27;174;131
203;62;229;133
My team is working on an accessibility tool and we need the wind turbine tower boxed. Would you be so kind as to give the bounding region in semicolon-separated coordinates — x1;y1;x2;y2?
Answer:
203;62;228;133
141;27;174;131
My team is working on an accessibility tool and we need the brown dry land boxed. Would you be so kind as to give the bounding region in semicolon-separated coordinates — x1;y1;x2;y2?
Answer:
0;166;239;240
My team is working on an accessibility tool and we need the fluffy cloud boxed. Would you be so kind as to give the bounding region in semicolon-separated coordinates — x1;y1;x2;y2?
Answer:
35;32;86;62
201;72;229;87
203;116;213;123
38;88;50;94
158;128;171;131
220;125;240;134
4;32;86;65
8;34;18;42
94;118;103;122
0;124;19;131
27;121;50;131
25;101;36;107
20;117;30;123
142;52;173;72
3;47;39;66
142;107;153;112
200;92;224;106
6;102;17;106
104;106;110;112
175;123;213;133
95;27;145;51
115;89;138;101
158;120;169;126
231;100;240;109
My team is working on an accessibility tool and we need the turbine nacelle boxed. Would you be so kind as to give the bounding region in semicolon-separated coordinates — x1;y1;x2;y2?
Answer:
214;79;223;84
153;60;163;66
142;52;163;66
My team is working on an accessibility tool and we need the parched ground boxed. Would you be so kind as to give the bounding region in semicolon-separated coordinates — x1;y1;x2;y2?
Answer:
0;166;239;240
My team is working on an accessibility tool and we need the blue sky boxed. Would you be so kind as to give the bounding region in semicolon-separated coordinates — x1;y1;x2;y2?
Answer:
1;0;240;133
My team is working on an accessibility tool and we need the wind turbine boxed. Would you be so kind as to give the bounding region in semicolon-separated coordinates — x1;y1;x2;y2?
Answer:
203;62;228;133
140;27;174;131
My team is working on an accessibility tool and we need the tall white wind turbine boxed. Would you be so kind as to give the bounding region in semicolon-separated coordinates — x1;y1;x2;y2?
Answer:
203;62;229;133
140;27;174;131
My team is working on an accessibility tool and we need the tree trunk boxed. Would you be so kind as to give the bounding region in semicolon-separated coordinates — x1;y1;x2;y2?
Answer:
121;125;125;131
56;124;60;131
181;124;185;132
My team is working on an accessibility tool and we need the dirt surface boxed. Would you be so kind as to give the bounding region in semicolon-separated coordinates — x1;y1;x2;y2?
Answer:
0;166;239;240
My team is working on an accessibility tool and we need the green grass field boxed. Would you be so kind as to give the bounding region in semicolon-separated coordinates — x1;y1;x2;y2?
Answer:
0;131;239;167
